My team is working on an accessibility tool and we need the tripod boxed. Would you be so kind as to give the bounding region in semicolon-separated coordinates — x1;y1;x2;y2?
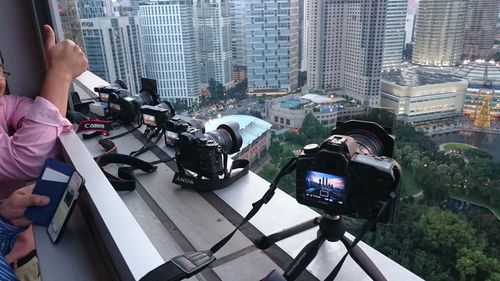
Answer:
256;215;387;281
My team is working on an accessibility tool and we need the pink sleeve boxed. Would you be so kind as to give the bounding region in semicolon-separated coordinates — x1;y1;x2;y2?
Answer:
0;96;72;181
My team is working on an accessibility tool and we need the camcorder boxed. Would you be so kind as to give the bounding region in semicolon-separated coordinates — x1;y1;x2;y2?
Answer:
295;120;402;223
175;121;242;179
139;102;205;146
94;78;160;123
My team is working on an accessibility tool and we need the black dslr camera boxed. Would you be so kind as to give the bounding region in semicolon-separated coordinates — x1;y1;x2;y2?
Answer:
175;122;242;179
164;116;206;146
140;102;175;129
94;79;159;123
295;120;401;223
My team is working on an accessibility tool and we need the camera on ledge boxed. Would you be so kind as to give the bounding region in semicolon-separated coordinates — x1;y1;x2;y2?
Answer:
94;79;159;123
164;116;206;146
295;120;402;223
175;121;242;179
140;102;175;129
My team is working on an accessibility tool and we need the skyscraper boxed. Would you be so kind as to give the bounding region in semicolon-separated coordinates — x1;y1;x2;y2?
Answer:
412;0;468;66
195;0;232;85
230;0;247;80
77;0;113;19
382;0;407;71
80;16;145;92
245;0;299;95
140;1;200;106
462;0;499;59
307;0;387;106
57;0;85;48
300;0;309;71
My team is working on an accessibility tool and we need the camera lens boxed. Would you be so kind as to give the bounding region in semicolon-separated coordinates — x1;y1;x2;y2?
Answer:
331;120;394;157
136;90;156;107
349;133;383;156
205;121;243;154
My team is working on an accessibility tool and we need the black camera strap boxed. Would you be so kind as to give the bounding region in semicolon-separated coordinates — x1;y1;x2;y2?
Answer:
97;153;158;191
140;157;298;281
172;158;251;192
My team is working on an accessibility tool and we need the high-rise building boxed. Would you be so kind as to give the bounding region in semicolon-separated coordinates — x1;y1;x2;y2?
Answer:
462;0;499;59
245;0;299;95
140;1;200;106
195;0;232;86
230;0;247;80
382;0;407;71
80;16;145;93
307;0;387;106
412;0;468;66
77;0;114;19
57;0;85;48
300;0;309;71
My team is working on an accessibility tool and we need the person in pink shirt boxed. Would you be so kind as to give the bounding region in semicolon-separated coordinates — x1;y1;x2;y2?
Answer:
0;25;87;280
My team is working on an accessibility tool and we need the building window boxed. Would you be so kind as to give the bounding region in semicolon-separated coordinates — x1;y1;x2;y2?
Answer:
280;117;284;124
286;118;290;125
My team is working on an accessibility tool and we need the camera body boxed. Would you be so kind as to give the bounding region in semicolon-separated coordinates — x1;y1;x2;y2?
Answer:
165;116;205;146
140;102;175;129
295;121;401;223
176;127;225;179
94;79;159;123
175;121;242;179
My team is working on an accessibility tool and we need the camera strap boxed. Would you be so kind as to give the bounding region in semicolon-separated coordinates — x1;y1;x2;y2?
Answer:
172;158;250;192
97;153;158;191
140;157;298;281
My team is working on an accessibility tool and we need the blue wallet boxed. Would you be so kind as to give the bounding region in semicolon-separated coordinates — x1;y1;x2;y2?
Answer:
24;158;82;226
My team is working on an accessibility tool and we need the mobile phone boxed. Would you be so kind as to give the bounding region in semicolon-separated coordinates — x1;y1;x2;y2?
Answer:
47;171;85;243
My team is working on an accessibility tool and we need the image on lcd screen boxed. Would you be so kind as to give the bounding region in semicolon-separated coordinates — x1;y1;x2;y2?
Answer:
304;170;345;204
143;114;157;127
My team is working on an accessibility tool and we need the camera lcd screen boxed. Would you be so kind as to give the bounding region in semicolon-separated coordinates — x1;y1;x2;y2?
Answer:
110;103;121;112
143;114;157;127
304;170;345;204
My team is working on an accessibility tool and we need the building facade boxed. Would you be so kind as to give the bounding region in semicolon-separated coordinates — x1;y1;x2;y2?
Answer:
57;0;85;48
264;93;342;129
245;0;299;95
77;0;113;19
307;0;388;107
195;0;232;86
380;68;468;123
230;0;247;80
462;0;499;60
382;0;407;71
453;61;500;119
412;0;468;66
80;16;145;93
139;1;200;106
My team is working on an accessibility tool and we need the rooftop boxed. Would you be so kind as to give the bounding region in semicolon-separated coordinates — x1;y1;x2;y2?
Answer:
453;61;500;82
205;115;272;155
382;68;465;87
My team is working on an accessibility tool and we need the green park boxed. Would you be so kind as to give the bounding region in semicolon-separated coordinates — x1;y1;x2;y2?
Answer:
257;113;500;281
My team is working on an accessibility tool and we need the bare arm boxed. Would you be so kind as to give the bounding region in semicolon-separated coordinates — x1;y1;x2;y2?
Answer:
39;25;88;116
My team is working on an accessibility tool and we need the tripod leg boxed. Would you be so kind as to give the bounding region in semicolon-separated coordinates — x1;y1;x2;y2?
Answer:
340;236;387;281
255;217;320;250
283;235;326;281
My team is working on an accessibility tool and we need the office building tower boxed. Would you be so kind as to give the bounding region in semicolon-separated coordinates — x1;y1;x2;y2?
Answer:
382;0;407;71
230;0;247;80
195;0;232;85
412;0;468;66
77;0;114;19
462;0;499;59
245;0;299;95
57;0;85;48
140;1;200;106
300;0;309;71
81;16;145;93
307;0;387;106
